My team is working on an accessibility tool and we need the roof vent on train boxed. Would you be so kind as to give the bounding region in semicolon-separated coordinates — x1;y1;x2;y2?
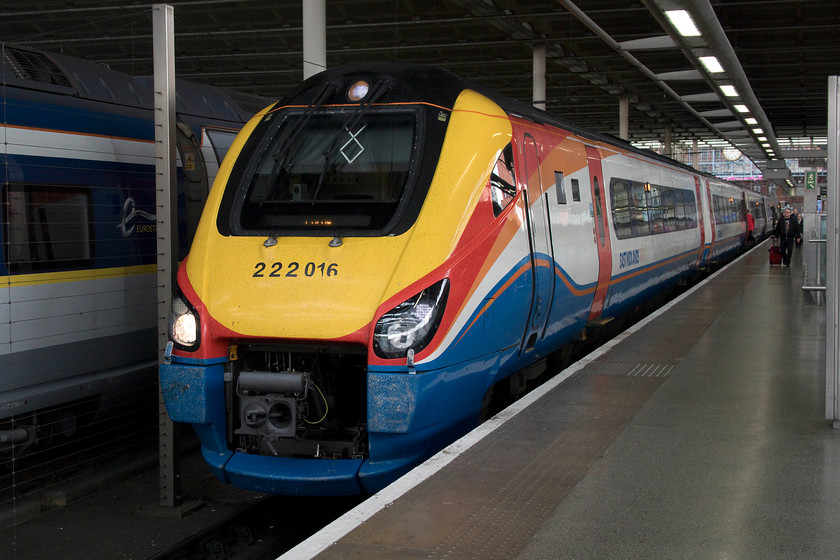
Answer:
3;46;72;88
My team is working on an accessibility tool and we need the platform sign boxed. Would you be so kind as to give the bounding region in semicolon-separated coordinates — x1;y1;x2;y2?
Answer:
806;170;817;190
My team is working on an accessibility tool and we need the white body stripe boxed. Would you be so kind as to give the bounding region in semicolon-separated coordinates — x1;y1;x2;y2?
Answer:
5;126;156;165
0;271;155;355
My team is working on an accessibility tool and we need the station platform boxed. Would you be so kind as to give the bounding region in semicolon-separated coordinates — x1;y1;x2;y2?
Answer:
2;240;833;559
288;241;837;560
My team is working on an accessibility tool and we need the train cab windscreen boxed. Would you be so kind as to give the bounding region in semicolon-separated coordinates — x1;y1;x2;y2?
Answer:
232;109;419;234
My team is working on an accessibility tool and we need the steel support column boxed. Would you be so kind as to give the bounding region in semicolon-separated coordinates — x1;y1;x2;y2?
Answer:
619;96;629;140
153;3;180;507
827;76;840;424
303;0;326;79
533;44;546;111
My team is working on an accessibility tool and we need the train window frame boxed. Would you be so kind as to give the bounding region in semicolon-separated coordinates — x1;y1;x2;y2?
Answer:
593;176;605;246
648;184;664;234
711;194;740;224
2;183;95;273
489;143;516;217
204;127;240;167
609;179;632;239
571;178;581;202
554;171;567;204
609;178;698;239
661;188;676;232
631;182;651;237
225;105;430;237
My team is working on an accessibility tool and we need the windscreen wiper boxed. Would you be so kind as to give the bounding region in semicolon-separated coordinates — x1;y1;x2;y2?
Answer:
260;81;337;201
310;80;390;204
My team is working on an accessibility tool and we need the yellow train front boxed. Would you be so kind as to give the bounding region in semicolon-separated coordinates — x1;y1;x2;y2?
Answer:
161;64;571;495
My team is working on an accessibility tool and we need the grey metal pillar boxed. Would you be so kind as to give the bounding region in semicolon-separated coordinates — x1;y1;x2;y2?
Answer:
619;97;629;141
303;0;326;79
692;138;699;168
153;3;180;507
827;76;840;424
663;125;673;158
533;45;546;111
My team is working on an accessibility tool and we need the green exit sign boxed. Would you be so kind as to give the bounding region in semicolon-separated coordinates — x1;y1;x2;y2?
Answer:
806;171;817;189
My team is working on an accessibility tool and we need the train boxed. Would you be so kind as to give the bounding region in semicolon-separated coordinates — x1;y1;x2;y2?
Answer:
0;43;265;455
160;63;776;496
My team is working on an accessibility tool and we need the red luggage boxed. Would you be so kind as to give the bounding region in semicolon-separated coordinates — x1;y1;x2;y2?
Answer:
769;241;782;265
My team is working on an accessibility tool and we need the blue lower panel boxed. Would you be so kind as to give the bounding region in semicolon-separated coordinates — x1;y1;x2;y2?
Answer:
225;453;364;496
359;416;478;494
161;355;497;496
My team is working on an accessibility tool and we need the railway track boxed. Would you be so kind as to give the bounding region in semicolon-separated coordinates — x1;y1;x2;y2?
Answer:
148;494;364;560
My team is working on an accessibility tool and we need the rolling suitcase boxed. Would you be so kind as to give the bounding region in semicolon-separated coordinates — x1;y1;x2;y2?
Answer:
769;240;782;265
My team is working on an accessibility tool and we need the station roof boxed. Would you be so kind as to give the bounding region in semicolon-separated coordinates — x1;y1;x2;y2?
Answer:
1;0;837;183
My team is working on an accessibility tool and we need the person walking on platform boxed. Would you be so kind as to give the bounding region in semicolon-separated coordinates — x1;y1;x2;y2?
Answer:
746;210;756;246
773;207;801;267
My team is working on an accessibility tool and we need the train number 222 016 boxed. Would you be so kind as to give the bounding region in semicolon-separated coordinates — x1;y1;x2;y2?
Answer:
253;261;339;278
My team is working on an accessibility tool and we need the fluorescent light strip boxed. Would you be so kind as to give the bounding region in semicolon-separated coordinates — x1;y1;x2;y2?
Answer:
699;56;724;73
666;10;701;37
720;85;738;97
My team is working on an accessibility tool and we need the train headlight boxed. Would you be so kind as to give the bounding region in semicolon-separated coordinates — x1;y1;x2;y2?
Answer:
169;292;200;350
373;279;449;359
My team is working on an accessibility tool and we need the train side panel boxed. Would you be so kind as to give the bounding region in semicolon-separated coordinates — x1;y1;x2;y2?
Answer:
597;147;702;316
708;179;748;261
0;44;259;449
506;124;598;358
160;63;772;497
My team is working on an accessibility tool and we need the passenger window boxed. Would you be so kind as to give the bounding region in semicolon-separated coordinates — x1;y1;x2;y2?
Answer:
610;179;632;239
571;178;581;201
648;185;663;233
2;183;94;272
632;182;651;236
555;171;567;204
489;143;516;216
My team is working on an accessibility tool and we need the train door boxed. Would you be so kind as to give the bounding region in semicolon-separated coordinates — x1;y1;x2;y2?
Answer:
741;192;750;247
585;146;611;321
521;134;554;350
693;176;708;265
175;122;209;257
705;180;716;258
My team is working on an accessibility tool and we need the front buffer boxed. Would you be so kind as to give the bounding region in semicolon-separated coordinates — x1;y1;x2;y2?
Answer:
160;351;497;496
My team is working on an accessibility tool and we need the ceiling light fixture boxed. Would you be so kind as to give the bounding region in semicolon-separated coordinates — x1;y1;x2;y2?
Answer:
665;10;701;37
719;85;738;97
699;56;724;73
734;104;749;113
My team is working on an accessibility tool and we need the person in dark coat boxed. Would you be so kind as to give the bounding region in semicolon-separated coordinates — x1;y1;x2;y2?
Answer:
773;207;801;267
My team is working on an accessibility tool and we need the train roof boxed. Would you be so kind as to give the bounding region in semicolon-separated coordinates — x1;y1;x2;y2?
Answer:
1;43;269;124
286;62;762;196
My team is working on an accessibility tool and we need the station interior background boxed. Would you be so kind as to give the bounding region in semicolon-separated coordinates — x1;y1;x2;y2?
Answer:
0;0;838;533
1;0;837;197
